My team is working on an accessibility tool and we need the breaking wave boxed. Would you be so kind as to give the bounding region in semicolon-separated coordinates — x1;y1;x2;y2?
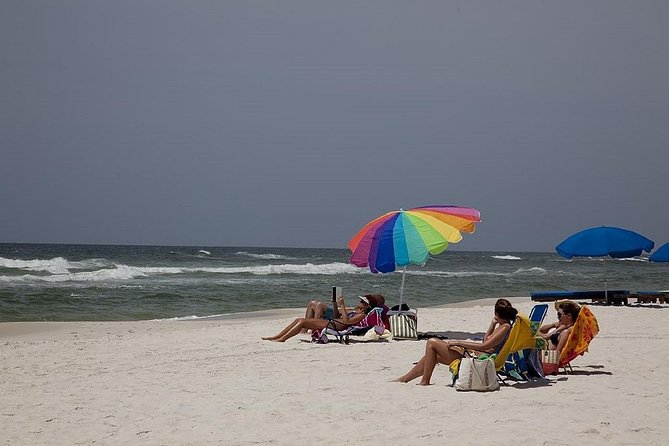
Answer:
235;251;295;260
411;267;548;278
0;262;362;283
0;256;110;274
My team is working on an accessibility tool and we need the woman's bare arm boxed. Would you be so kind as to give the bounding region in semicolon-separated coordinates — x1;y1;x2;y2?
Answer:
334;296;366;325
539;321;559;334
556;326;573;357
337;312;366;326
484;318;498;340
539;321;567;338
450;323;511;352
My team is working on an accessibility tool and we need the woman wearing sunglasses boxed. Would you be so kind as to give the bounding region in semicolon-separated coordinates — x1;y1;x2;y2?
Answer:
539;300;581;356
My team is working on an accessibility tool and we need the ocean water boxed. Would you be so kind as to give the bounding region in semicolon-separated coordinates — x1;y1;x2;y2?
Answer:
0;243;666;322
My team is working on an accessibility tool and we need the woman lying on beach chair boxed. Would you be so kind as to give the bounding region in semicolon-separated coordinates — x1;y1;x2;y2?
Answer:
303;293;389;328
313;306;387;344
262;294;381;343
394;299;518;385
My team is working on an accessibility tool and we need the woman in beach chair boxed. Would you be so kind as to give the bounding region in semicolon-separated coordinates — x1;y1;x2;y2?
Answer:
538;300;581;358
394;299;518;385
314;306;387;344
539;300;599;372
559;304;599;370
262;294;380;342
304;293;389;327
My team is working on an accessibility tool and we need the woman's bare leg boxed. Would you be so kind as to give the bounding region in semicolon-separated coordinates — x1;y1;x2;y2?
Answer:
301;301;320;333
395;338;463;384
314;302;328;319
304;301;319;319
274;318;329;342
262;318;301;340
396;357;427;383
418;338;462;386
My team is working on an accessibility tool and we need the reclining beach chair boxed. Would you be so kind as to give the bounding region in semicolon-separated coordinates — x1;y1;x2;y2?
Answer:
313;307;387;344
558;304;599;372
502;303;548;380
494;313;547;383
450;313;547;386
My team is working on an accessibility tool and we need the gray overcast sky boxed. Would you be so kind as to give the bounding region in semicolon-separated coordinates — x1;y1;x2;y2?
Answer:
1;1;668;252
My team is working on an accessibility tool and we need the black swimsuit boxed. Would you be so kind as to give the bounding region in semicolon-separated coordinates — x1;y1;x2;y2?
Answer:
550;328;565;346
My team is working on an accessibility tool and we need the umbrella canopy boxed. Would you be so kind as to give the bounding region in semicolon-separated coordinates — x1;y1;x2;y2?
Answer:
555;226;654;304
349;205;481;274
348;205;481;307
649;242;669;262
556;226;654;259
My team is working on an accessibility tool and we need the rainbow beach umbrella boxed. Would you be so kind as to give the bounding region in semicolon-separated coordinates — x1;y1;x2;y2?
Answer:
348;205;481;306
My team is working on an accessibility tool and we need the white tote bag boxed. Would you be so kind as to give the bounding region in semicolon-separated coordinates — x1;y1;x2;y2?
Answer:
454;356;500;392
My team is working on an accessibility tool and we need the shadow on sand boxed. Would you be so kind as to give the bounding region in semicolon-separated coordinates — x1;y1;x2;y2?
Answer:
417;330;486;340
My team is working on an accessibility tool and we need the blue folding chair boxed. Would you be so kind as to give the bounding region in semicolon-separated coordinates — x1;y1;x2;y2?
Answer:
529;303;548;328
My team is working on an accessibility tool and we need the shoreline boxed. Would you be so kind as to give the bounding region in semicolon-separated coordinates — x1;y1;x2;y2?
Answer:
3;294;666;339
0;296;533;338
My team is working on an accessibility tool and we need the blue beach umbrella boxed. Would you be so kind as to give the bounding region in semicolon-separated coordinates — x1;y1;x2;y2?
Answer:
649;242;669;262
555;226;655;302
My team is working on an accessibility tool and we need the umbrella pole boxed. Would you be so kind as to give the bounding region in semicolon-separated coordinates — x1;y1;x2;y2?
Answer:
399;266;407;309
604;258;608;304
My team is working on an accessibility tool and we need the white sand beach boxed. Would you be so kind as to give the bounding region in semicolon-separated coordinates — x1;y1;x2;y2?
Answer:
2;298;668;445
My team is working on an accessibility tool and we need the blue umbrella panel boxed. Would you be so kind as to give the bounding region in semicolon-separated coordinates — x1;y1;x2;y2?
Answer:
649;242;669;262
555;226;654;303
556;226;654;259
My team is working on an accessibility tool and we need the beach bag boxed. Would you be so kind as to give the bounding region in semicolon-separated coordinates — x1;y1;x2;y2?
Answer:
389;313;417;339
361;325;392;341
455;356;500;391
540;349;559;375
310;329;329;344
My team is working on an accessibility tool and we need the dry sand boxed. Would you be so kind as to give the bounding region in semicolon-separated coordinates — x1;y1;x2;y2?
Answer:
2;298;668;445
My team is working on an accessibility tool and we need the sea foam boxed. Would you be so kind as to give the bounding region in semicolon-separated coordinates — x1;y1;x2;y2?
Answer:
235;251;295;260
411;267;547;278
0;256;109;274
0;262;362;283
